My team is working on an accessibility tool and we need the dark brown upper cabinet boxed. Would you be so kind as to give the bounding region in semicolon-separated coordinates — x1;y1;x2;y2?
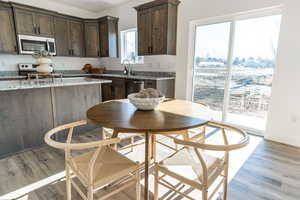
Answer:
35;13;54;37
69;20;84;57
0;2;17;54
99;16;119;58
13;4;54;37
54;16;84;57
84;20;100;57
135;0;180;56
54;17;69;56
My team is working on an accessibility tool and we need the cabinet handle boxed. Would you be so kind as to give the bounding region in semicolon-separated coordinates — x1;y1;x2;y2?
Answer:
98;50;100;57
150;46;153;54
38;27;41;35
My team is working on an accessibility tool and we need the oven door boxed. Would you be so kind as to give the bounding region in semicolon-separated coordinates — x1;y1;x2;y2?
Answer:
18;35;56;55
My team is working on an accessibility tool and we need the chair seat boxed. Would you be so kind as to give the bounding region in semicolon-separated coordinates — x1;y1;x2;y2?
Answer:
103;128;142;139
159;148;222;184
72;146;137;188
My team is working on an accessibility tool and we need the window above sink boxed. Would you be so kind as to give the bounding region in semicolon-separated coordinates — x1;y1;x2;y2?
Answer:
121;28;144;64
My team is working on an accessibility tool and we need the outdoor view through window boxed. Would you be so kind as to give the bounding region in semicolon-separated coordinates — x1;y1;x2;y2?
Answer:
121;28;143;64
192;15;281;132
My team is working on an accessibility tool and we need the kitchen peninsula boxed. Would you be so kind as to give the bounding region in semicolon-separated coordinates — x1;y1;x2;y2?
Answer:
0;77;111;158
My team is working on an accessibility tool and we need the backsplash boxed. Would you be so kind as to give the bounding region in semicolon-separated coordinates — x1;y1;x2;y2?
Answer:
0;54;176;73
100;55;176;72
0;54;102;72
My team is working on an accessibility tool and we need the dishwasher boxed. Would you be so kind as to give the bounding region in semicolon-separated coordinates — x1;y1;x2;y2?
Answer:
126;80;144;96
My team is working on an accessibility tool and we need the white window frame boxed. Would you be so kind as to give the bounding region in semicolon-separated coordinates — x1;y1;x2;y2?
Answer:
120;28;144;64
187;6;282;135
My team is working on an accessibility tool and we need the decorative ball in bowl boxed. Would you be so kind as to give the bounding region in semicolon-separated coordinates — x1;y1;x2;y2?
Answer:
128;88;165;111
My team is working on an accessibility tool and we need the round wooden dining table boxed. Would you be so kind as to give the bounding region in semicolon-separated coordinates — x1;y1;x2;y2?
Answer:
86;99;211;200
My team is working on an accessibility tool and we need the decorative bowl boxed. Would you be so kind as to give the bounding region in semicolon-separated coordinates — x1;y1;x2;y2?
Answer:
128;93;165;110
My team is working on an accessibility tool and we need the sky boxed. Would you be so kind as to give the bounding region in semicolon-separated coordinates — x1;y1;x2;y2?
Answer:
194;15;282;61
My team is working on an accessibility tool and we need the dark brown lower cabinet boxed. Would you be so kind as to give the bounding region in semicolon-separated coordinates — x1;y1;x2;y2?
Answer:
144;79;175;98
0;84;102;158
102;78;126;101
0;88;53;158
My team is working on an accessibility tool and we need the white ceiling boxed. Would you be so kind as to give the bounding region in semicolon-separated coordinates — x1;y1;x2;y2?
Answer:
50;0;131;13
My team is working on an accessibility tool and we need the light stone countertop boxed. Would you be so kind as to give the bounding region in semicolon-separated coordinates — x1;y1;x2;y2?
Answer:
0;73;175;81
63;73;176;80
0;77;112;91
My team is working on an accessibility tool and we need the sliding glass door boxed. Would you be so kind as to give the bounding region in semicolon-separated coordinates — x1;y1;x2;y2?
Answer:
193;22;231;121
192;14;281;133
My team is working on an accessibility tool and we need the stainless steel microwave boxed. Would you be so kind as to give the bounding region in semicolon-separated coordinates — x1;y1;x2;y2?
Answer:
18;35;56;55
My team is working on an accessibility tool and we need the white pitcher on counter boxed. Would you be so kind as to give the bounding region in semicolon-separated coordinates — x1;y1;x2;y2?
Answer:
33;50;54;73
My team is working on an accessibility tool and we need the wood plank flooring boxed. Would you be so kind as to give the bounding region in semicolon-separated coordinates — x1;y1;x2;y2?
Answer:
0;128;299;200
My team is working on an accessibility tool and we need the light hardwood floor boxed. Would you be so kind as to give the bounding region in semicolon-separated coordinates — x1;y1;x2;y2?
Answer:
0;128;300;200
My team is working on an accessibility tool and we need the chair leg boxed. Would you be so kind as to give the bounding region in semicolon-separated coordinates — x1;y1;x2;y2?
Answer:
223;165;229;200
136;164;141;200
88;185;94;200
151;135;157;161
202;188;208;200
66;165;72;200
154;165;159;200
131;136;134;152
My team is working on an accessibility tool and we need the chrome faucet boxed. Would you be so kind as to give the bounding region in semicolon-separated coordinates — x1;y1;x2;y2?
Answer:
122;59;132;76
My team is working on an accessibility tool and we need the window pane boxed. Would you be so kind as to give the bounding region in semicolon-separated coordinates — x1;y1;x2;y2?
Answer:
226;15;281;131
193;22;231;121
121;29;143;64
125;31;136;61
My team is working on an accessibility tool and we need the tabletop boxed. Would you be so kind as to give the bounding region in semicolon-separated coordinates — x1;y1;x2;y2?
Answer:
86;99;211;133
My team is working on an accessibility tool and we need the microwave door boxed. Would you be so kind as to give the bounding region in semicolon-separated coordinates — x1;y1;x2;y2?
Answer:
20;39;48;54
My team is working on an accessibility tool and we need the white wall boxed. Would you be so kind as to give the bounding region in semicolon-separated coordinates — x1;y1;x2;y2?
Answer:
97;0;176;72
265;1;300;147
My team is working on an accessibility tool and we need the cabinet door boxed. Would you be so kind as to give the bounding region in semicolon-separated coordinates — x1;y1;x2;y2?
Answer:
54;17;70;56
112;78;126;99
151;5;167;55
36;13;54;37
101;83;113;102
137;9;152;56
85;22;100;57
14;8;36;35
69;20;84;57
99;21;109;57
0;5;17;53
